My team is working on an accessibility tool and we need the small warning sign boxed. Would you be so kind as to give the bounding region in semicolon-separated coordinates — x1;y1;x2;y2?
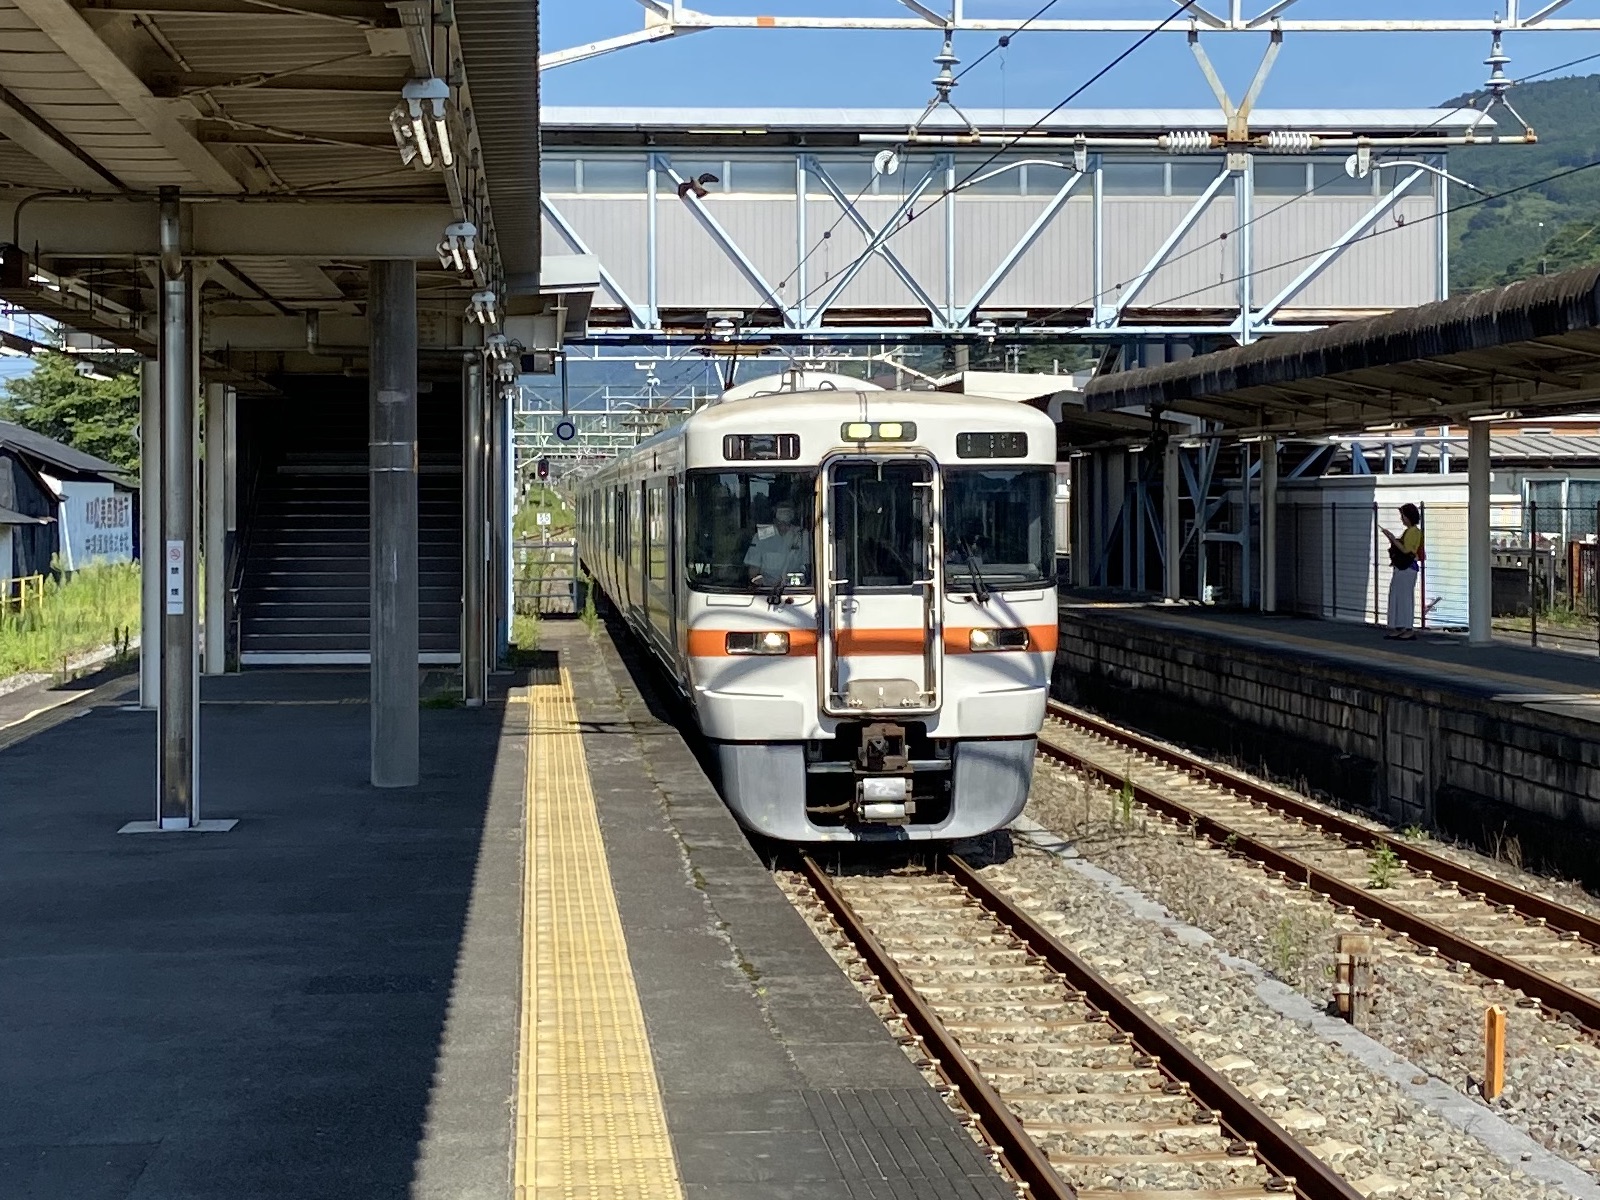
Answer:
165;540;185;615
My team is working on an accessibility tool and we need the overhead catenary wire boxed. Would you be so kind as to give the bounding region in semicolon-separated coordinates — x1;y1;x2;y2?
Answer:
773;0;1068;309
1025;100;1487;331
951;0;1064;83
1134;155;1600;313
1022;43;1597;335
792;1;1198;311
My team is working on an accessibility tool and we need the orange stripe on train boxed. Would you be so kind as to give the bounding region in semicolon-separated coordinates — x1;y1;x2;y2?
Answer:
685;625;1057;657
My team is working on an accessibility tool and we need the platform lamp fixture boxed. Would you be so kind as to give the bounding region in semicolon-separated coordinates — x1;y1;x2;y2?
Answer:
437;221;480;275
390;77;453;170
467;289;499;327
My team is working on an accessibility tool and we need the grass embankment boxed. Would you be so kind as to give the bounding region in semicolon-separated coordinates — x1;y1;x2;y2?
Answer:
0;563;140;679
513;483;573;541
511;485;577;653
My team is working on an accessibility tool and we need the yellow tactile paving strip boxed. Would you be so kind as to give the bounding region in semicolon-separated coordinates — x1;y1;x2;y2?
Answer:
514;668;684;1200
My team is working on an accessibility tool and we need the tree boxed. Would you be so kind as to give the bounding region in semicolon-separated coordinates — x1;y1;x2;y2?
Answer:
0;351;140;471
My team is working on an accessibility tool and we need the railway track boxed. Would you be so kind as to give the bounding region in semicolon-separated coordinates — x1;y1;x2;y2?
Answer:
789;853;1364;1200
1040;700;1600;1031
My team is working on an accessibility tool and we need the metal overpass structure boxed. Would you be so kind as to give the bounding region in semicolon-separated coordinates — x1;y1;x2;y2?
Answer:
540;104;1486;350
543;1;1600;69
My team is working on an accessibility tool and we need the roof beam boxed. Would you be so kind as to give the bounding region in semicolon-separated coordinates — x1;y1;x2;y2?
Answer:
76;0;394;20
6;197;454;257
154;71;398;95
0;82;123;192
12;0;244;192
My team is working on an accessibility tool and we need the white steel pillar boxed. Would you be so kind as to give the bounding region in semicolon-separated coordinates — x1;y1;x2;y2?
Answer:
1260;439;1278;613
1163;442;1181;602
157;188;198;826
1468;420;1492;645
139;359;161;709
202;382;229;675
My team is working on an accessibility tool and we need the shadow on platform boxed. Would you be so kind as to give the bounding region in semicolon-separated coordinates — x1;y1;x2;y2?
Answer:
0;667;527;1200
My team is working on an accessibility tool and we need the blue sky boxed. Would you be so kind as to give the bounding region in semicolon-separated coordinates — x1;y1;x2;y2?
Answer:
542;2;1600;112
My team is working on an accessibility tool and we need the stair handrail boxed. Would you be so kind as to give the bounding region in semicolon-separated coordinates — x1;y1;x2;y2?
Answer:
226;452;265;666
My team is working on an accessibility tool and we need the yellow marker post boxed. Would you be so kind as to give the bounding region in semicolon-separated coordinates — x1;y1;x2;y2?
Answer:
1484;1005;1507;1100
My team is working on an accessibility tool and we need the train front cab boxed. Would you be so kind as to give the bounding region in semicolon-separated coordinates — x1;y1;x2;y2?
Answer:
691;425;1056;842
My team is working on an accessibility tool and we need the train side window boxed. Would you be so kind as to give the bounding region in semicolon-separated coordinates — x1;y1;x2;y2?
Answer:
647;482;668;583
685;469;816;593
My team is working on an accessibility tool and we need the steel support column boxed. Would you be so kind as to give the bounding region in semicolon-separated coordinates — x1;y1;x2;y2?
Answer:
369;259;419;787
1260;438;1278;613
1236;158;1254;345
158;189;197;827
1163;441;1181;602
489;378;510;665
203;381;229;675
462;355;486;706
139;358;161;710
502;383;515;661
1468;420;1492;645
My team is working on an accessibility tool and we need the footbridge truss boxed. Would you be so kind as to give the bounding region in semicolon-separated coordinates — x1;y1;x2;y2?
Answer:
540;104;1491;349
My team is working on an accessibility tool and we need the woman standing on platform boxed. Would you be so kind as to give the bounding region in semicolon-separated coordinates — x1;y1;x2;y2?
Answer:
1381;504;1424;640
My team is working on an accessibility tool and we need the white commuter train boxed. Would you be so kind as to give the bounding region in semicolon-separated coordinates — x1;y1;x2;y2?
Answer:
574;387;1058;843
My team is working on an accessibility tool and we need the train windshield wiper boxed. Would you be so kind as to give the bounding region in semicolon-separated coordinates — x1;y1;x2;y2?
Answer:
766;537;798;604
959;541;991;604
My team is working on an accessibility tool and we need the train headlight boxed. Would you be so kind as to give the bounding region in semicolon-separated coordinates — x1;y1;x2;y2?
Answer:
726;631;790;656
968;627;1030;652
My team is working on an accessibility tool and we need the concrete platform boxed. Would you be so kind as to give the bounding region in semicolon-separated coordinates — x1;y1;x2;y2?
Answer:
0;631;1012;1200
1056;600;1600;887
559;621;1014;1200
1083;603;1600;717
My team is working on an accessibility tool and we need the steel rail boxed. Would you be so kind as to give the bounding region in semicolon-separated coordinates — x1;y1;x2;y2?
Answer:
1036;724;1600;1031
947;854;1366;1200
1046;700;1600;948
797;854;1071;1200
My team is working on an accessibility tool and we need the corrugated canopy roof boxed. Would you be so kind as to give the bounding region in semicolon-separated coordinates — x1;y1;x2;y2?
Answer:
0;505;51;525
1083;264;1600;436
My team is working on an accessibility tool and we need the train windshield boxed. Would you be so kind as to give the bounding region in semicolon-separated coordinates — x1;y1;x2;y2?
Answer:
942;466;1054;591
686;469;817;593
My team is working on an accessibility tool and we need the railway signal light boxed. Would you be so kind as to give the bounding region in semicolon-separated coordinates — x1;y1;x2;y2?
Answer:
537;458;549;481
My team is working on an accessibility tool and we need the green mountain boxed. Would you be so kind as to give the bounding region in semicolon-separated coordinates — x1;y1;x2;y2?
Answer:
1446;74;1600;292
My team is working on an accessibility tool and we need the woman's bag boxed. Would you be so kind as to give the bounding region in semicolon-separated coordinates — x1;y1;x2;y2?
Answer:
1387;543;1416;571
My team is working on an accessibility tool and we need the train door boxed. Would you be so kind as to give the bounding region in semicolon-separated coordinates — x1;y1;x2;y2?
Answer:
818;454;943;718
667;476;682;669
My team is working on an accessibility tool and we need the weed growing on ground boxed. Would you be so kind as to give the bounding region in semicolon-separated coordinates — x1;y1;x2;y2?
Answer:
1401;823;1426;841
1367;841;1401;889
511;609;541;653
1117;760;1135;825
0;562;141;679
1270;915;1307;982
1490;825;1525;871
580;579;599;637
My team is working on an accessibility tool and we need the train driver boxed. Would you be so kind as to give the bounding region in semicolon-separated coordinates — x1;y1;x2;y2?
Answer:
745;503;811;587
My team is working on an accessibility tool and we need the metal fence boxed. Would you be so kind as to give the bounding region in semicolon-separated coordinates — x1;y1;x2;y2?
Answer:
1496;501;1599;653
1276;500;1599;654
513;540;580;616
0;574;46;619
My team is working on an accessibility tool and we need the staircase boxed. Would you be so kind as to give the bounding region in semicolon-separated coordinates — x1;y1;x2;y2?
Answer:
236;393;462;664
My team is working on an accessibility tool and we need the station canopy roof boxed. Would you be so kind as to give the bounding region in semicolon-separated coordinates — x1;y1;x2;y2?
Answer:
0;0;556;387
1083;264;1600;437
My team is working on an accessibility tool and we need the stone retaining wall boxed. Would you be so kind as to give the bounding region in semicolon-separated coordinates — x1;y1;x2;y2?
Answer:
1053;610;1600;885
